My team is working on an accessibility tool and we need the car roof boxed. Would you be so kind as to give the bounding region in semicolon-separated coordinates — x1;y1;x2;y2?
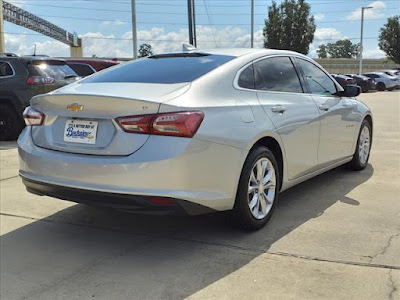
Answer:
65;58;118;64
0;56;66;64
364;72;384;75
158;48;307;59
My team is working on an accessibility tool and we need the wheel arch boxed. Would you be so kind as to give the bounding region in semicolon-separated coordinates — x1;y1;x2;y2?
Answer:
364;113;373;143
0;93;25;122
250;136;284;192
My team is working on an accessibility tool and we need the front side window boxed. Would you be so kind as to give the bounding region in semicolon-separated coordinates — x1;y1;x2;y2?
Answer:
253;57;303;93
0;61;14;77
297;58;337;95
238;64;255;89
83;54;235;84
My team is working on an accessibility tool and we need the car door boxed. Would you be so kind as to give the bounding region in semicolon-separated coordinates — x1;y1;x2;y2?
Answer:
253;56;320;180
295;58;357;167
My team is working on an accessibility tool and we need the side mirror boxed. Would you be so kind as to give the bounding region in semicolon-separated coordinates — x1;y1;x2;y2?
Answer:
341;84;361;97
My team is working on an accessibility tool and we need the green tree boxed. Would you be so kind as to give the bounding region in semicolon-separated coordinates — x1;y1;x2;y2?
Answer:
263;0;315;55
379;15;400;63
318;39;359;58
138;43;153;58
316;44;327;58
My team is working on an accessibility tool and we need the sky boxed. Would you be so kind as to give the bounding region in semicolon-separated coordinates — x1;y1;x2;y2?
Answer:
3;0;400;58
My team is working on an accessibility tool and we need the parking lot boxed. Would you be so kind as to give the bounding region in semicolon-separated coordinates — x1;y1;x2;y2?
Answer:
0;91;399;299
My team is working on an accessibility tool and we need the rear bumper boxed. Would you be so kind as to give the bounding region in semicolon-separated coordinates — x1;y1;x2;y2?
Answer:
18;127;247;212
22;177;214;215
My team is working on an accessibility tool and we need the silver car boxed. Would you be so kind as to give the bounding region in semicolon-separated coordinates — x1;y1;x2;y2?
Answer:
18;49;373;230
363;72;399;91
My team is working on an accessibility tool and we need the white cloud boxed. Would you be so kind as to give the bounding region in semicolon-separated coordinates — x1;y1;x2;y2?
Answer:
363;47;386;59
314;27;343;42
101;20;126;26
314;13;325;21
5;26;386;59
346;1;386;21
4;33;69;56
308;28;345;58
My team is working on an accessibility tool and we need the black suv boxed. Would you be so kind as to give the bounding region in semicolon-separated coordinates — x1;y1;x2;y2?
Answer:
0;53;79;140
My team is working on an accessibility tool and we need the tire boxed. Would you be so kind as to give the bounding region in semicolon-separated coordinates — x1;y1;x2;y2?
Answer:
388;87;394;91
376;82;386;91
0;102;24;141
233;146;280;231
347;119;372;171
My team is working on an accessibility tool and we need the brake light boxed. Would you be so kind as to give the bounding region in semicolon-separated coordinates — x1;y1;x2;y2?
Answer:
116;111;204;138
26;76;55;85
23;106;45;126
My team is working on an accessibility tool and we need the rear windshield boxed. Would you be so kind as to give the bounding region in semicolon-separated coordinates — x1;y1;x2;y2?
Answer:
27;61;77;79
82;54;235;84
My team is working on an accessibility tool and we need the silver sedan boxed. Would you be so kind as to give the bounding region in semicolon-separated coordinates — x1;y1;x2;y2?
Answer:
18;48;372;230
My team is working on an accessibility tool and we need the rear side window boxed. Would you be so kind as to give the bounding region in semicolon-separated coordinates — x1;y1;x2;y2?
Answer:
238;64;255;89
296;58;337;95
83;54;235;84
101;62;117;69
68;63;95;76
0;61;14;77
253;57;303;93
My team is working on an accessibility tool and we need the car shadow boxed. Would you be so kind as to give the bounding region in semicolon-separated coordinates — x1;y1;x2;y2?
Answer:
1;164;374;299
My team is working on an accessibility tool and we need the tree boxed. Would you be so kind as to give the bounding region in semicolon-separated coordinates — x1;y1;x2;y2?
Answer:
263;0;315;55
316;44;327;58
379;15;400;63
317;39;359;58
138;43;153;58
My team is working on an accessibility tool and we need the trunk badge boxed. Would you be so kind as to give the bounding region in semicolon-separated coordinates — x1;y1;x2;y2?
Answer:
67;103;84;112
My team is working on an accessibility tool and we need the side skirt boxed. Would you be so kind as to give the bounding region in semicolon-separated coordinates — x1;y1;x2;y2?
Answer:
280;156;353;193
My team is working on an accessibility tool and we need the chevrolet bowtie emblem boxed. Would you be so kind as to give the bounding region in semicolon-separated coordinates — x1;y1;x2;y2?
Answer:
67;103;84;112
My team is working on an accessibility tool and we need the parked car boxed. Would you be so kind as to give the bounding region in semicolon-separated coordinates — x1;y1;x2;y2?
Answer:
331;74;356;89
345;74;376;92
65;58;119;77
19;48;372;230
363;72;399;91
379;69;400;78
379;70;400;89
0;53;80;140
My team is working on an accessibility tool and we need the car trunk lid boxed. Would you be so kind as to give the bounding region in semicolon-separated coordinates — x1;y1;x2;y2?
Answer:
30;82;190;156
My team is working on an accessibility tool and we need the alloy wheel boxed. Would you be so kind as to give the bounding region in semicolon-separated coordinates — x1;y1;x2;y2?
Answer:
248;158;276;220
359;125;370;165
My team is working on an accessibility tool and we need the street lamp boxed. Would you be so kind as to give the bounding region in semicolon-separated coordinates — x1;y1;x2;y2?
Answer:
359;6;373;74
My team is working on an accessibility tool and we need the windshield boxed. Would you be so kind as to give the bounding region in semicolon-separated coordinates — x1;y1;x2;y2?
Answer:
28;62;78;79
82;54;235;84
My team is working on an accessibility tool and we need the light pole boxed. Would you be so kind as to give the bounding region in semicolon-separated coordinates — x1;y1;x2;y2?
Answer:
251;0;254;48
131;0;137;59
359;6;372;74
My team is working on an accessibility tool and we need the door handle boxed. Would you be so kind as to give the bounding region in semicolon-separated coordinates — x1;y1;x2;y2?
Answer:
271;105;286;113
319;104;329;111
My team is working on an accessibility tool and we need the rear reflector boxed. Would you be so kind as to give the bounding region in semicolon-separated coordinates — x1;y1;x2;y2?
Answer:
23;106;45;126
149;198;175;205
26;76;55;85
116;111;204;138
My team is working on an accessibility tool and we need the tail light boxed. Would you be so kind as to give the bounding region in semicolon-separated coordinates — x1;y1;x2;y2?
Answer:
116;111;204;138
23;106;45;126
26;76;55;85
